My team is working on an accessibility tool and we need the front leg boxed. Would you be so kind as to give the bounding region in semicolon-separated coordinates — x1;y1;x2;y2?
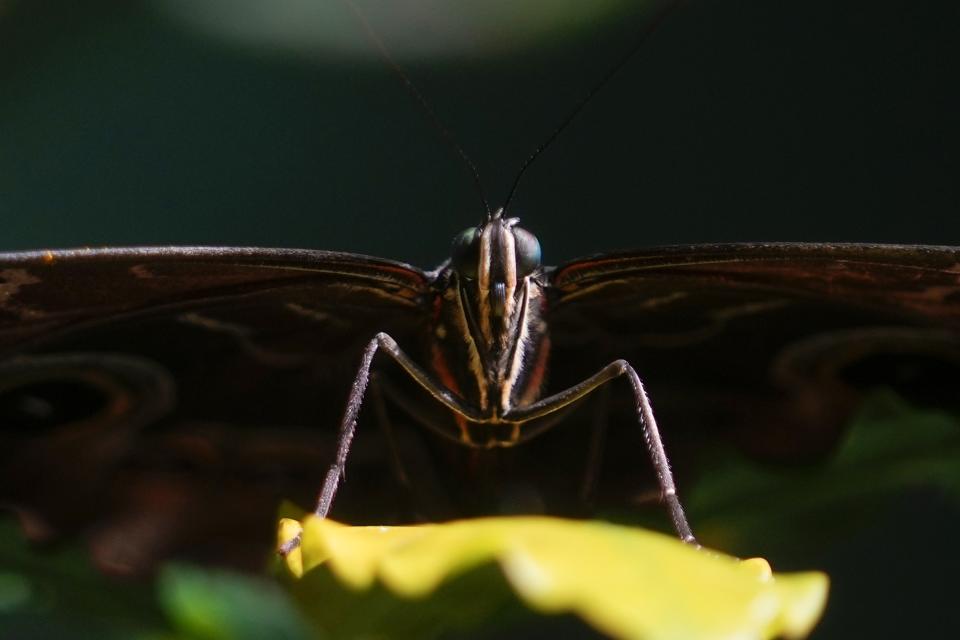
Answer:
504;360;697;545
280;332;485;555
314;332;487;518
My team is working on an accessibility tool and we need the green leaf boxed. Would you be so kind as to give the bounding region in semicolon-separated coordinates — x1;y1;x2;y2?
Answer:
158;564;315;640
0;517;168;639
688;391;960;556
279;516;828;640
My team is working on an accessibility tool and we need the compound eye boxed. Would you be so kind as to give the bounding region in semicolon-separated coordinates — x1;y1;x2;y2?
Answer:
451;227;480;279
513;227;541;276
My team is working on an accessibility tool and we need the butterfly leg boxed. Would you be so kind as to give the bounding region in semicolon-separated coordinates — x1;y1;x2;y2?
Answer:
281;332;484;555
313;332;486;516
503;360;697;545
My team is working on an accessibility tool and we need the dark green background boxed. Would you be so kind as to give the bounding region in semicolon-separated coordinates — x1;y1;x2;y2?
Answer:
1;0;959;638
1;0;957;263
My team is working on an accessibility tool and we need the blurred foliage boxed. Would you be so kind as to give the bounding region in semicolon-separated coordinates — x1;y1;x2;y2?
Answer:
158;564;314;640
689;390;960;560
0;519;167;639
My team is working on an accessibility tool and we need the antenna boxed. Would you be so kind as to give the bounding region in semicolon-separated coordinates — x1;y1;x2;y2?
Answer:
344;0;685;219
500;0;685;213
341;0;492;216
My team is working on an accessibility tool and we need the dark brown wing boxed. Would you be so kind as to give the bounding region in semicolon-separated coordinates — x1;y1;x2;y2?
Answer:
548;243;960;463
0;247;432;573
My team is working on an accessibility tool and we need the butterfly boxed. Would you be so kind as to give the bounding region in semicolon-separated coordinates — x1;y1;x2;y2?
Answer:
2;236;958;574
1;1;958;579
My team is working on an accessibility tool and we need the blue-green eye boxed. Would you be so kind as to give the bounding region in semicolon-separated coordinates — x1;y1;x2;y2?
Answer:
513;227;541;276
451;227;480;279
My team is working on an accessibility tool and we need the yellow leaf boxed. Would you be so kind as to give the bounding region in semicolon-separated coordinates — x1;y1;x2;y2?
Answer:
278;516;828;640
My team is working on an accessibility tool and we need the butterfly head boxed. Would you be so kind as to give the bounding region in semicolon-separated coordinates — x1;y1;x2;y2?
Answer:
450;209;541;319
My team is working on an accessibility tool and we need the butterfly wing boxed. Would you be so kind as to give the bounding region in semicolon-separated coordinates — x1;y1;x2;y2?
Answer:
547;243;960;465
0;247;433;572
